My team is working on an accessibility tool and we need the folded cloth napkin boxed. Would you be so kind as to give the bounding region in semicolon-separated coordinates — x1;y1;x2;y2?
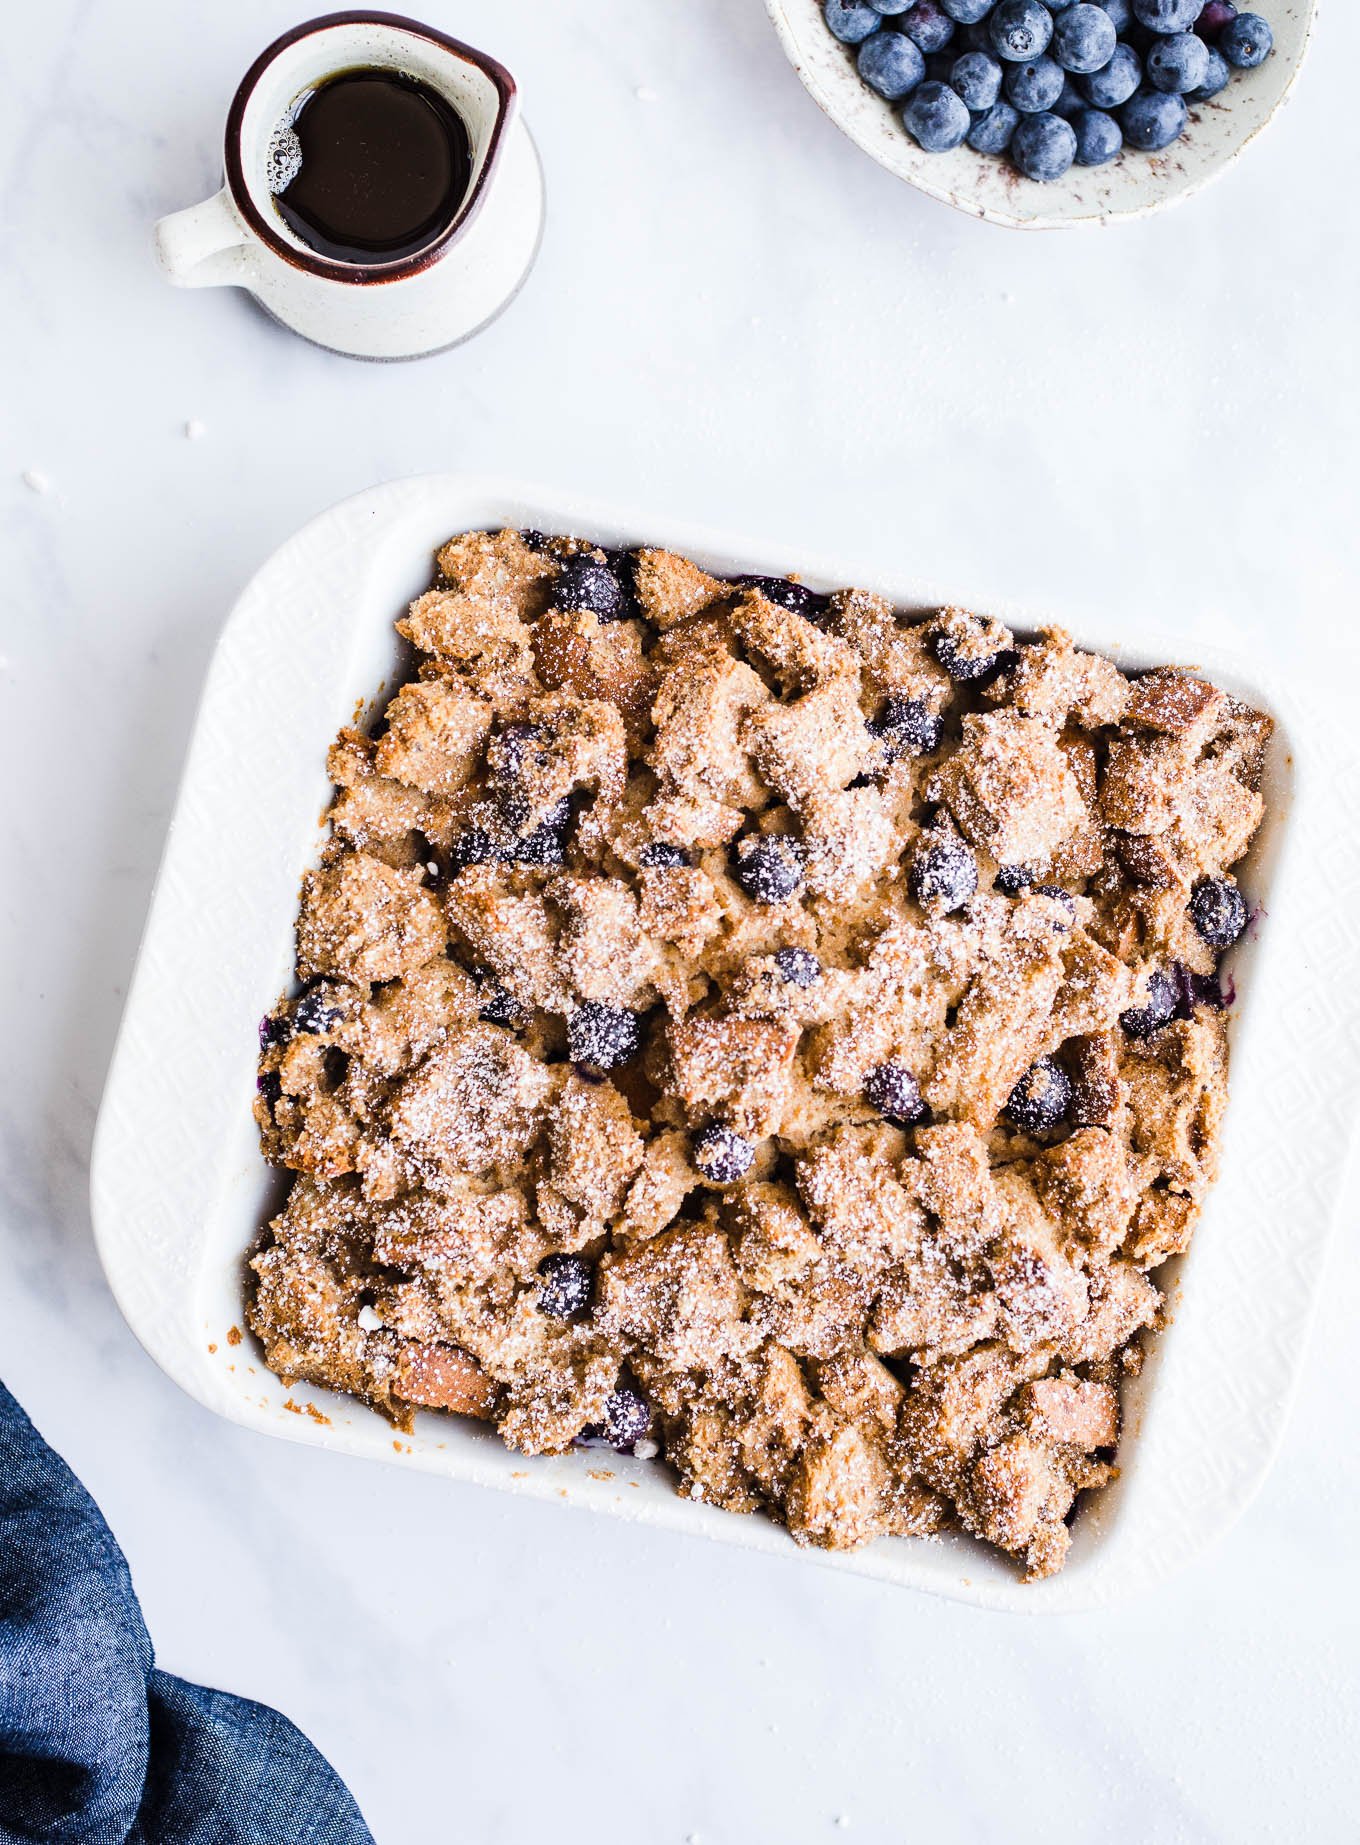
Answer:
0;1381;374;1845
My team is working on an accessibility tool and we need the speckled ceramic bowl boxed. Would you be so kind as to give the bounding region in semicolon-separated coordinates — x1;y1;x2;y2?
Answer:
764;0;1316;228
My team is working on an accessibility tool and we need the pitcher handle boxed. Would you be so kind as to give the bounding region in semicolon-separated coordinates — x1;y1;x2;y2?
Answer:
154;189;252;288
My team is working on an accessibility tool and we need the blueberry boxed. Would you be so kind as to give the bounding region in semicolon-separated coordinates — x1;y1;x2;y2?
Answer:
1005;1057;1072;1134
959;17;997;48
1032;883;1078;925
1218;11;1271;66
858;29;928;96
553;554;631;623
693;1123;756;1184
1051;75;1087;117
1073;105;1123;161
968;99;1021;151
1132;0;1200;27
486;719;545;783
910;835;978;912
293;987;343;1036
733;835;806;905
1120;966;1178;1038
774;946;822;986
259;1012;287;1048
951;49;1004;108
931;627;1000;681
1186;967;1231;1012
477;978;525;1027
257;1070;282;1106
601;1388;652;1450
728;573;829;619
511;801;572;867
494;787;535;833
940;0;993;19
902;78;972;149
870;693;944;757
1121;86;1188;149
864;1062;927;1125
639;841;690;869
1194;0;1237;36
1052;2;1117;71
995;862;1036;895
1100;0;1133;27
1189;876;1247;948
1187;46;1230;98
1079;41;1141;105
869;0;914;11
538;1253;593;1321
1146;30;1209;91
448;826;511;872
825;0;885;40
1007;55;1065;111
899;0;957;51
1012;109;1077;177
990;1;1055;62
568;1001;643;1070
512;826;567;868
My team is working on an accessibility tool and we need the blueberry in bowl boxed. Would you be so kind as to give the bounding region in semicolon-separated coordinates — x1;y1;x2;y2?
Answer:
951;48;1004;110
1121;87;1188;150
858;31;927;97
1052;4;1118;73
989;0;1054;61
901;1;959;53
1012;109;1078;179
903;79;972;150
1146;30;1210;91
765;0;1312;226
967;99;1020;152
1005;56;1066;114
1073;106;1123;163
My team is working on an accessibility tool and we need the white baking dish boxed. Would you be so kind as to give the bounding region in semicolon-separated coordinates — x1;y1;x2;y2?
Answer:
91;475;1353;1612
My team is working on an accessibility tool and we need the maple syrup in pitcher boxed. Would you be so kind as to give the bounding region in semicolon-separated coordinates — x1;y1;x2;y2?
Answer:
269;68;472;265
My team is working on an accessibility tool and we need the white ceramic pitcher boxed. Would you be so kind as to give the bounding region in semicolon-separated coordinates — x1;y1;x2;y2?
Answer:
154;11;544;360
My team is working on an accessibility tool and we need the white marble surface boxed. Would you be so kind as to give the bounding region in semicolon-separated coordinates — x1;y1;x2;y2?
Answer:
3;2;1359;1840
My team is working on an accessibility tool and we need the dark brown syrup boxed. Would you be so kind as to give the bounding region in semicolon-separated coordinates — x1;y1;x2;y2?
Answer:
272;68;471;266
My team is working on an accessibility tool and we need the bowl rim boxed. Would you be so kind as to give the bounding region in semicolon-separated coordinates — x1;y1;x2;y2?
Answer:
762;0;1318;230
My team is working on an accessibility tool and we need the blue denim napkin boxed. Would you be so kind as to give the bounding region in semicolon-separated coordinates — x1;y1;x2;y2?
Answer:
0;1381;374;1844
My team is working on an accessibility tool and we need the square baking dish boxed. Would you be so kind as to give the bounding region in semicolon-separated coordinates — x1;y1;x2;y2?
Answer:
91;475;1355;1611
